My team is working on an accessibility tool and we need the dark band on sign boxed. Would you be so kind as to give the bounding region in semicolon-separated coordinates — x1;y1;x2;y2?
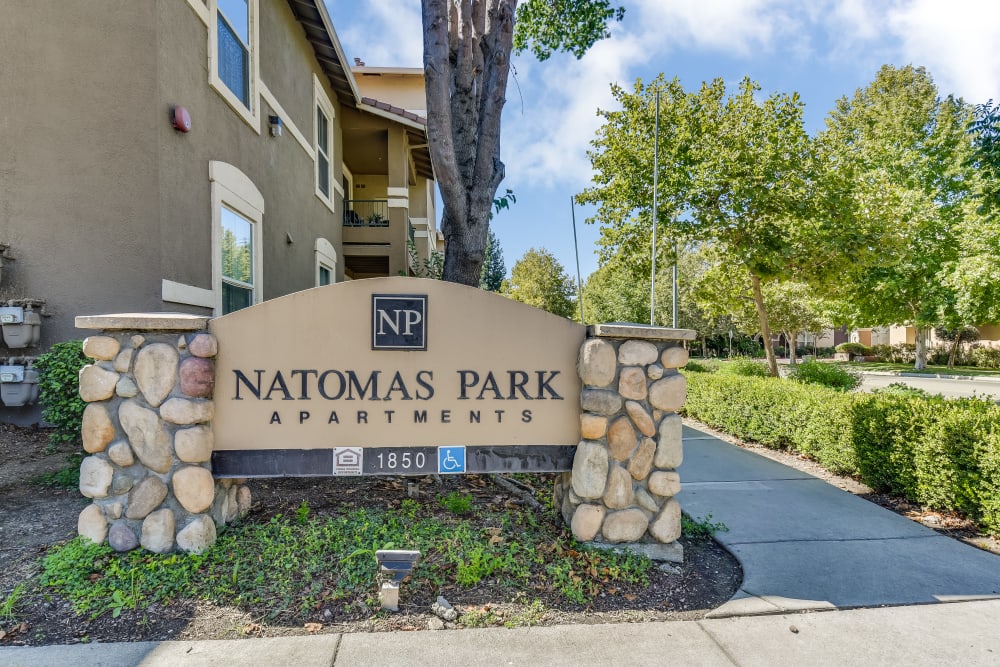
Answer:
211;445;577;478
372;294;427;350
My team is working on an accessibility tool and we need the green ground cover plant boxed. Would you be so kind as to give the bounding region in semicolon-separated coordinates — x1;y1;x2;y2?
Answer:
40;498;651;622
34;340;89;449
684;373;1000;534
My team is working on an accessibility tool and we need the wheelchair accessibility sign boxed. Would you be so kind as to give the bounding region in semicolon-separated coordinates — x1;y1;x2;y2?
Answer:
438;446;466;474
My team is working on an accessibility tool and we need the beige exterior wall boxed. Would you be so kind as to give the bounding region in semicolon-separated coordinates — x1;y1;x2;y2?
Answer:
353;67;426;112
0;1;436;423
1;0;440;350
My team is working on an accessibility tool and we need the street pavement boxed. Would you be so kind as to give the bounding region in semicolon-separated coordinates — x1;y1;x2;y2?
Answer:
860;371;1000;400
4;425;1000;666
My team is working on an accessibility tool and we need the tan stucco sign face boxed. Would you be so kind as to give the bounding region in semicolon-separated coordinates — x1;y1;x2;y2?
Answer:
209;278;585;476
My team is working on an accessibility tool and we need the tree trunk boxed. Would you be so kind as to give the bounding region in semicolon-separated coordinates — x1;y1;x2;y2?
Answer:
947;336;960;369
702;335;707;358
750;274;779;377
785;330;799;365
914;326;929;370
422;0;515;286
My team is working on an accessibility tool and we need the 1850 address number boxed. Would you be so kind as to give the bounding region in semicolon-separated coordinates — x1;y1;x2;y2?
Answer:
361;447;438;475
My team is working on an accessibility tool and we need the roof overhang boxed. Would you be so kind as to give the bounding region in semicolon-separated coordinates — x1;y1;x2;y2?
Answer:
287;0;433;180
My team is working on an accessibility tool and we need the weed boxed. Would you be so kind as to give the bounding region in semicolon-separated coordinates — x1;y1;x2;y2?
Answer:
295;501;310;526
31;454;82;489
1;583;27;622
503;598;547;628
439;490;473;515
682;513;729;538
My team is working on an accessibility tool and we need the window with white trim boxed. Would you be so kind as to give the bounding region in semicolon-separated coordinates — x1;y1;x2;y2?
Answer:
315;238;337;286
217;0;250;105
314;76;336;210
208;0;259;129
211;161;264;315
220;206;255;312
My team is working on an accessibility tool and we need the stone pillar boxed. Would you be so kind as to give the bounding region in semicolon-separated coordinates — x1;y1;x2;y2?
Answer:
554;323;692;559
74;314;249;554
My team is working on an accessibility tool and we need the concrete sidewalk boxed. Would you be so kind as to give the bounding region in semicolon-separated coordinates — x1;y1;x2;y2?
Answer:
3;600;1000;666
677;425;1000;616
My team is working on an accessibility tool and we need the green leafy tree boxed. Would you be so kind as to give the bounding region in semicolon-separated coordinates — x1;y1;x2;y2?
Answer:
581;76;843;376
692;257;830;364
502;247;576;317
421;0;624;285
480;229;506;291
933;325;980;369
970;99;1000;214
583;243;723;348
819;65;984;370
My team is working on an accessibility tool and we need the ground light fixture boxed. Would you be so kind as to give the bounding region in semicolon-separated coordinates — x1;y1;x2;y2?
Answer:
375;549;421;611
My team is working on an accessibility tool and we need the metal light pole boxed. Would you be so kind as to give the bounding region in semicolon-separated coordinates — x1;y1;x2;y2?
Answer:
570;197;585;324
649;90;660;326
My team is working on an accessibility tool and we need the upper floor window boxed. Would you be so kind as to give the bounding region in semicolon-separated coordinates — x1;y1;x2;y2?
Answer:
314;75;336;211
203;0;259;129
217;0;250;106
317;106;331;198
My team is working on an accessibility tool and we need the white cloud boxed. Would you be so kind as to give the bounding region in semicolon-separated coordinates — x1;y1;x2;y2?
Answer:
886;0;1000;102
328;0;423;67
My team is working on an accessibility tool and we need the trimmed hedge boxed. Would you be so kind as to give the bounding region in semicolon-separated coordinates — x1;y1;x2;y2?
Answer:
684;373;1000;534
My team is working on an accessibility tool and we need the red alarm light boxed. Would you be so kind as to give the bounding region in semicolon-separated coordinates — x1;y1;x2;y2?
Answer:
172;106;192;133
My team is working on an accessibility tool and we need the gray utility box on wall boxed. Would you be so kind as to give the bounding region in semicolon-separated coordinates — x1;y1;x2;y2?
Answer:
0;306;41;349
0;364;39;406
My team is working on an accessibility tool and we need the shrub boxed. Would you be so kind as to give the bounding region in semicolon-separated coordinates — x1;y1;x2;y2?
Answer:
788;360;861;391
684;372;1000;534
684;373;857;474
876;382;931;399
972;346;1000;369
683;359;719;373
718;357;770;378
835;342;870;356
34;340;89;449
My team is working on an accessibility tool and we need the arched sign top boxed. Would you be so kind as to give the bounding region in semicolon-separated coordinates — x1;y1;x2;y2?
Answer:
209;278;585;473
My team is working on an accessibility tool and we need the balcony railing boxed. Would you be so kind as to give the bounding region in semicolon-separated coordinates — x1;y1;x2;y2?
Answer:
343;199;389;227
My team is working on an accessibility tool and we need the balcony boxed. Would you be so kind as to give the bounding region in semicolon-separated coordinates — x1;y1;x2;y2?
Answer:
343;199;389;228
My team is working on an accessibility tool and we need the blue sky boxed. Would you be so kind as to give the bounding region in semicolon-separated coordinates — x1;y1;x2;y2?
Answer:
326;0;1000;281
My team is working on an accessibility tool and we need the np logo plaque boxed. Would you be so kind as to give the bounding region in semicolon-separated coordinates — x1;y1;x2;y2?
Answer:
372;294;427;350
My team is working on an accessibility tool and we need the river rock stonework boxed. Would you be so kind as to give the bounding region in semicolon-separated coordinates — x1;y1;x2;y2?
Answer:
555;324;693;559
74;316;250;554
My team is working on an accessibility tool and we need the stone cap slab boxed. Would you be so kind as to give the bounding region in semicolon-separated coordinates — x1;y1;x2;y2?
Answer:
75;313;211;332
588;323;696;341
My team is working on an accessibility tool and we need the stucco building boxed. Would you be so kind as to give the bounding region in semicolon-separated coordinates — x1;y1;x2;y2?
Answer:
0;0;440;421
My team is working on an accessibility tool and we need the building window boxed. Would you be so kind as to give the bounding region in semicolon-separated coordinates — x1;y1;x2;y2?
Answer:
217;0;250;106
207;0;259;129
211;161;264;316
317;105;331;198
315;238;337;286
220;206;254;313
314;75;336;211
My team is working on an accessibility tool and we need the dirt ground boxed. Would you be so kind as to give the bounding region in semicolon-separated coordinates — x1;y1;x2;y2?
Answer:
0;426;741;646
